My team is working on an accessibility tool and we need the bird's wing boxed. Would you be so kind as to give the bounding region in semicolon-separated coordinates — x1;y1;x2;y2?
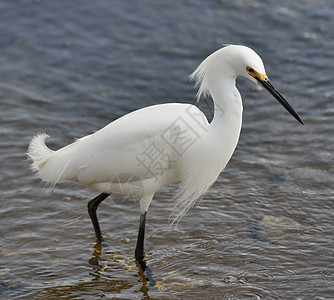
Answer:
40;103;209;186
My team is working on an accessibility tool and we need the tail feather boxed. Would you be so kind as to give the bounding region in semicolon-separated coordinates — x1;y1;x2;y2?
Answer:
27;133;76;185
27;133;54;173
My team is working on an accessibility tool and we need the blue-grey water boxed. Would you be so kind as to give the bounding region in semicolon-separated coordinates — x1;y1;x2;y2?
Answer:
1;0;333;299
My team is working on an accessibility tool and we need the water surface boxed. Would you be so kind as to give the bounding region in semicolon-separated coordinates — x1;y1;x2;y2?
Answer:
1;0;333;299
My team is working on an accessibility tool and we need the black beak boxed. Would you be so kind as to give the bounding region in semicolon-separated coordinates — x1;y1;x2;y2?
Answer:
256;77;304;125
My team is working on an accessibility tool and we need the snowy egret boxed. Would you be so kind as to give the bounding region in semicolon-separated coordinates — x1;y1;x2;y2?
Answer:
27;45;303;269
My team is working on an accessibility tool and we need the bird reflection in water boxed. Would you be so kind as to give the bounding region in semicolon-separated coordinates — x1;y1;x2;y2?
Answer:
88;240;156;297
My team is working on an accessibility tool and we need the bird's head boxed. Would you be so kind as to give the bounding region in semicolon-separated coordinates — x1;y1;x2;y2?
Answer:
191;45;303;125
236;45;304;125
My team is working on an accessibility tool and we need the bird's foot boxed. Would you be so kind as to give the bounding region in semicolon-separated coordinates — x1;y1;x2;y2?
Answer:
135;256;147;271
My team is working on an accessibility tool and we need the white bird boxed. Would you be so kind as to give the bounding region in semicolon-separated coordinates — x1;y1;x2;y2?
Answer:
27;45;303;269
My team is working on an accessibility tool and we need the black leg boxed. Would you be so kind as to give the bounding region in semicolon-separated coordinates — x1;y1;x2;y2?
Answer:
135;212;147;269
87;193;110;241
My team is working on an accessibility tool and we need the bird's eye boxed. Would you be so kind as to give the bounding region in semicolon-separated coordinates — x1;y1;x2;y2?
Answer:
247;67;255;73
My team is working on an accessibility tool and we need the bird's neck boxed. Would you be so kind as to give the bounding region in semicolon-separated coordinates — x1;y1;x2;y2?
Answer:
209;76;243;129
208;76;243;159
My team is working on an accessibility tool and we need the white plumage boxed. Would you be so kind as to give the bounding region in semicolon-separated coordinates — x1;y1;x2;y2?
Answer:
27;45;303;267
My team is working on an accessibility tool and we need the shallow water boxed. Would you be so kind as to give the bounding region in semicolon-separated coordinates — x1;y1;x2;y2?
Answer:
1;0;334;299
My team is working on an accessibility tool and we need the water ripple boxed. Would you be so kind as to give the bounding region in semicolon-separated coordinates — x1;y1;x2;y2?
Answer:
1;0;334;298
